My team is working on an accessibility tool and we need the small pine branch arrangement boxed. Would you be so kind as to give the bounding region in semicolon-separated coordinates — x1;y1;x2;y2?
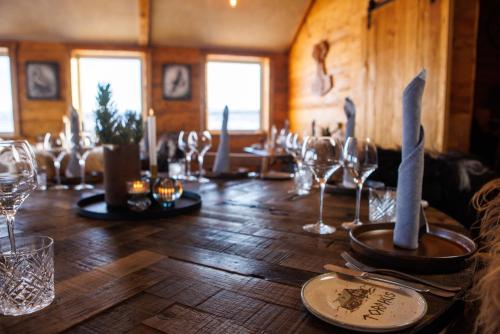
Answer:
94;83;144;145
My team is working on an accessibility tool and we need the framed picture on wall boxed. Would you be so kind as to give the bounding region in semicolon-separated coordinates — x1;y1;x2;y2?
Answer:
25;61;60;100
162;64;191;100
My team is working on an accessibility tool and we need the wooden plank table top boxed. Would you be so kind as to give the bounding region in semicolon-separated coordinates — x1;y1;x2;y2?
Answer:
0;179;472;334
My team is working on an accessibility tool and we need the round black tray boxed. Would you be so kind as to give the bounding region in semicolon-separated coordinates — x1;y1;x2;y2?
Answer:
76;191;201;220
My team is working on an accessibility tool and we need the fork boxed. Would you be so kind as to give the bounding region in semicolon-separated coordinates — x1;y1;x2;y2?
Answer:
341;251;462;292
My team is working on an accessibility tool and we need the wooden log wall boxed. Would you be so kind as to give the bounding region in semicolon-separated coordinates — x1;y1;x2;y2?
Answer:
1;41;288;152
289;0;479;153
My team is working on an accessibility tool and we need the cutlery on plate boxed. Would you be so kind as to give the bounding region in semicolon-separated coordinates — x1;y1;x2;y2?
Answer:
323;264;456;298
340;251;461;292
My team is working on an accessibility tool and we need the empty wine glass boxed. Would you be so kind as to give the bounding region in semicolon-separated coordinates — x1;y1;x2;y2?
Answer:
188;131;212;183
43;132;68;190
302;136;343;234
0;141;38;252
178;131;197;181
341;137;378;230
74;132;95;191
285;132;305;168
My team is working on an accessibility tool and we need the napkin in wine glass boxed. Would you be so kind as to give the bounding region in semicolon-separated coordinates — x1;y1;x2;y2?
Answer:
342;97;357;188
394;69;426;250
213;106;230;174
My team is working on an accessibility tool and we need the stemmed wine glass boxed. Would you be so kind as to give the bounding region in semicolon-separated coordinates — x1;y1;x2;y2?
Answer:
178;131;197;181
302;136;343;234
188;131;212;183
285;132;305;168
0;141;38;252
74;132;95;191
341;137;378;230
43;132;68;190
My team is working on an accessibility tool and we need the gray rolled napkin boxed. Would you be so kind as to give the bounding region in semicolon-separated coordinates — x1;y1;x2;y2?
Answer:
394;69;427;250
342;97;356;188
344;97;356;139
65;107;81;177
213;106;230;174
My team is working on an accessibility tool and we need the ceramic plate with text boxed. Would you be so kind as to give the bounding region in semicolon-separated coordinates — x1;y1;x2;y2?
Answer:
301;273;427;332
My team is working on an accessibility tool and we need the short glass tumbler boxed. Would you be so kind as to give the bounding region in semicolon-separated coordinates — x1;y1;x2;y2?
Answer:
293;165;313;195
369;187;397;223
0;236;55;316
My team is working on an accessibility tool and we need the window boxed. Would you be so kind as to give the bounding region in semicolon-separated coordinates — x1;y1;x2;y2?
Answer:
0;48;15;135
206;55;269;132
71;51;144;132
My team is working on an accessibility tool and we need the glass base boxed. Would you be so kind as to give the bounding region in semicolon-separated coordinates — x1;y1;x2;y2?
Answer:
198;177;210;183
74;183;94;191
50;184;69;190
303;222;336;234
184;175;198;182
341;221;363;230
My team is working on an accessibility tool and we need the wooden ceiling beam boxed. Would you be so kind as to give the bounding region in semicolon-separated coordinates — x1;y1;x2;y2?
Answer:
138;0;151;46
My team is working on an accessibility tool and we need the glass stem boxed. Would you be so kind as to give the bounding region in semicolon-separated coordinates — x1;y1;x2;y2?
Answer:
6;214;16;253
198;155;204;178
54;160;61;185
79;159;86;185
186;155;191;176
354;182;363;225
318;180;326;225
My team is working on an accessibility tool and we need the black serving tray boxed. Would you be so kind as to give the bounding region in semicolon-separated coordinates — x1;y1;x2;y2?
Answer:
76;191;201;221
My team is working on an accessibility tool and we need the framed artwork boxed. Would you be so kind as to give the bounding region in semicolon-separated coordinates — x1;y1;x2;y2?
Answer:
25;62;60;100
162;64;191;100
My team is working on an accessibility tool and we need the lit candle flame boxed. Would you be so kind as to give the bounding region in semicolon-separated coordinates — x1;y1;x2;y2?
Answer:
229;0;237;8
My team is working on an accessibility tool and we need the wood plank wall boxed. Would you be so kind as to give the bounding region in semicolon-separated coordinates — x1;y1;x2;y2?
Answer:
2;41;288;152
289;0;479;153
447;0;479;152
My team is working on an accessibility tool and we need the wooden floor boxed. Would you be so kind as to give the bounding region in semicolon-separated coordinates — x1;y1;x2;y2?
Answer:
0;179;472;333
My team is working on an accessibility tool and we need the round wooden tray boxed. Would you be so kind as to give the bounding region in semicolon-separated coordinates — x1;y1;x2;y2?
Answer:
349;222;477;273
76;191;201;221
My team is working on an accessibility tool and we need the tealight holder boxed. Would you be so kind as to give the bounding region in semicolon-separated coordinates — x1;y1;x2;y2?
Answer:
126;179;152;212
152;177;183;208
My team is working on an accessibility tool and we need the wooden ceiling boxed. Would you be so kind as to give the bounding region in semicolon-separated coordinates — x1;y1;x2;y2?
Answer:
0;0;312;51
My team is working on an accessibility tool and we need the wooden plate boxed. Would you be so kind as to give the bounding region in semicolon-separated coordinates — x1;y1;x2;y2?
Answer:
76;191;201;221
349;223;477;273
302;272;427;332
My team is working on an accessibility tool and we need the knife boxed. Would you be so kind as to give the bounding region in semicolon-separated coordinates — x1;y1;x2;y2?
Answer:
323;264;456;298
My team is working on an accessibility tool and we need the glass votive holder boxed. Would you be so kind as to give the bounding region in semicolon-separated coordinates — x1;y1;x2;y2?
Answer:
294;165;313;195
168;158;186;180
126;180;152;212
0;236;54;316
369;187;397;223
152;177;183;208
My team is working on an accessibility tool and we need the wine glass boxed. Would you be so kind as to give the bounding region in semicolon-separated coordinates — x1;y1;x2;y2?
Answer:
74;132;95;191
188;131;212;183
341;137;378;230
43;132;68;190
285;132;305;168
178;131;197;181
302;136;343;234
0;141;38;252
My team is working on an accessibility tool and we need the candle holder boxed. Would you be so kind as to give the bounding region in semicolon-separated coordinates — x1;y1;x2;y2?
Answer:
152;177;183;208
126;179;152;212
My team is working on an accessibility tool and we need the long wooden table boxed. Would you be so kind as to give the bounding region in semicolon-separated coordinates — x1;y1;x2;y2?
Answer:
0;179;472;333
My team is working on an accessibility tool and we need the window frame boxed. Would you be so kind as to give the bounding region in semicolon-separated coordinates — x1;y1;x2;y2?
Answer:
0;45;20;138
204;54;270;134
70;49;148;128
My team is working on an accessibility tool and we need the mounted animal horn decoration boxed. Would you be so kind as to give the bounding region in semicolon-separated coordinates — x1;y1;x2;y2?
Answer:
312;40;334;96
